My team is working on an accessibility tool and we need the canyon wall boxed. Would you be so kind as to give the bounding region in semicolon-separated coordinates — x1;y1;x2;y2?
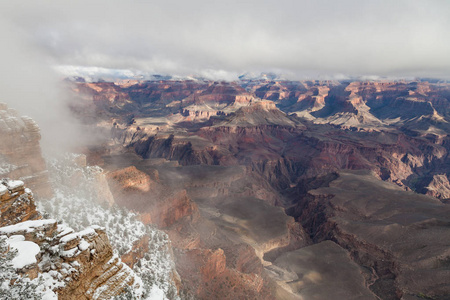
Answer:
0;103;52;198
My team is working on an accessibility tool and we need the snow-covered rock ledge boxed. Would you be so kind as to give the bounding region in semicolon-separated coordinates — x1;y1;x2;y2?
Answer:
0;179;142;299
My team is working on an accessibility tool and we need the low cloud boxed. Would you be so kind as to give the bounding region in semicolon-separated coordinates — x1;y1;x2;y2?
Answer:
1;0;450;80
0;14;98;153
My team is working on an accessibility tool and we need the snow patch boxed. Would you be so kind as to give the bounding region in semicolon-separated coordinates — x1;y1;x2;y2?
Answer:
7;235;40;269
0;184;7;195
148;285;165;300
41;290;58;300
78;239;90;251
59;232;79;244
57;226;74;238
90;224;105;231
60;247;79;258
0;219;56;235
78;227;96;238
6;180;24;190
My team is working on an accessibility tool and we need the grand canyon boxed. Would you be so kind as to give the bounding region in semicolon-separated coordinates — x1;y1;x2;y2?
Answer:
1;76;449;299
1;1;450;299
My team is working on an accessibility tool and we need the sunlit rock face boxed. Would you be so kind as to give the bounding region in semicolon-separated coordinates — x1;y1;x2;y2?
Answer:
0;103;52;198
106;165;197;228
422;174;450;201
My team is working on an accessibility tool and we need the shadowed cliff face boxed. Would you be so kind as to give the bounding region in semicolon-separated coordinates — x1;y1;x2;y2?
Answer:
70;78;450;299
294;171;450;299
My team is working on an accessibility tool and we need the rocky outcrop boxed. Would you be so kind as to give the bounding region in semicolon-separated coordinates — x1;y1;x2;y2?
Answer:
106;166;152;193
43;153;182;299
107;166;197;228
0;180;138;299
175;247;271;300
0;104;52;199
75;79;450;200
0;179;41;226
246;80;450;133
137;189;197;228
423;174;450;201
99;156;290;299
54;154;115;206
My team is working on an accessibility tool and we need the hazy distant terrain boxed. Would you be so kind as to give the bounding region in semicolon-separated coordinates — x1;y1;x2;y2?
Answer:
63;78;450;299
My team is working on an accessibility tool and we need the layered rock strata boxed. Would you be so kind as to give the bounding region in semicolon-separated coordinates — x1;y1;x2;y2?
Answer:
0;178;41;226
0;180;138;299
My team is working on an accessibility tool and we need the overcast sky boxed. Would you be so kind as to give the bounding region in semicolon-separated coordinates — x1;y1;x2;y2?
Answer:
1;0;450;80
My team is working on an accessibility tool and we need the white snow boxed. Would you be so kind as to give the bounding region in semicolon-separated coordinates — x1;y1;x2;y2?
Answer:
78;239;90;251
37;271;66;297
71;261;81;268
59;233;79;244
0;219;56;234
147;285;165;300
7;235;40;269
0;184;7;195
41;290;58;300
90;225;105;231
60;247;79;258
78;227;96;238
0;161;18;175
6;180;24;190
59;227;97;249
57;226;74;238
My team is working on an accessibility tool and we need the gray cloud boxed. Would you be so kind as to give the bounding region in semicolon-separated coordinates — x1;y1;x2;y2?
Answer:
0;9;101;153
1;0;450;79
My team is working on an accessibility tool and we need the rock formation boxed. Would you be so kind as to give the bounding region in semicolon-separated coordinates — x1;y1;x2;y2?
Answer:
0;179;41;227
42;152;181;299
106;165;197;228
0;179;139;299
423;174;450;201
0;103;52;199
